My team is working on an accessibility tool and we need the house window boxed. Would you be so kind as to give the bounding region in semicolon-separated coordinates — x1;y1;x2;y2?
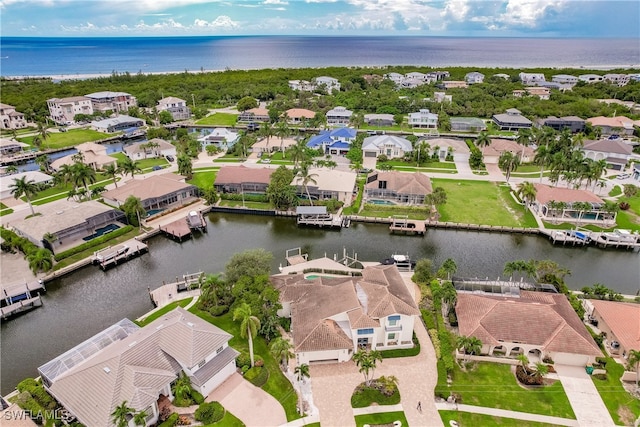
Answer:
357;328;374;335
387;333;396;341
378;181;387;189
216;346;224;354
197;359;206;368
388;315;401;326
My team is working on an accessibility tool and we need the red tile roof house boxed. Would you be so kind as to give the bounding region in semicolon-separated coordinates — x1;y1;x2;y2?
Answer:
587;116;640;136
285;108;316;124
456;291;602;366
585;299;640;360
272;264;420;365
483;138;535;164
365;171;433;205
531;184;616;226
214;165;274;194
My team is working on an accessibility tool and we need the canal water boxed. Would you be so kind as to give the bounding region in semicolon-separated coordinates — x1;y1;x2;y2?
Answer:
1;213;639;394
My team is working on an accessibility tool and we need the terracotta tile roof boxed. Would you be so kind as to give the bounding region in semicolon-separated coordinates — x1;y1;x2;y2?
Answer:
286;108;316;119
485;138;534;158
214;165;274;186
533;183;603;205
365;171;432;195
102;174;194;204
590;300;640;352
587;116;638;129
347;307;380;329
456;291;601;357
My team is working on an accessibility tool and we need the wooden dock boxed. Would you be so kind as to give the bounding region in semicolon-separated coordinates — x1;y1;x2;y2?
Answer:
389;217;426;235
149;272;204;307
297;214;349;229
92;239;148;270
1;296;43;320
541;229;590;246
1;280;46;320
160;218;193;241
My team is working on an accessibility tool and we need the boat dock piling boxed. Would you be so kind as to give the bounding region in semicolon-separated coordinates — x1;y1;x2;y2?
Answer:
92;240;148;270
389;216;426;235
1;280;46;320
148;272;204;307
160;210;208;241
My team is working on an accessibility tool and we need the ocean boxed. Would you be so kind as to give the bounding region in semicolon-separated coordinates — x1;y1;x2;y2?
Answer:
1;36;639;78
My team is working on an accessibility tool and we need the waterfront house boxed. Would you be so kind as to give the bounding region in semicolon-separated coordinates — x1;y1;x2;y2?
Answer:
362;135;412;161
325;106;353;127
408;109;438;129
306;128;357;155
585;300;640;358
582;139;634;171
50;142;117;172
364;171;432;205
0;171;53;200
157;96;191;121
288;80;314;92
519;72;546;85
537;116;586;133
124;138;177;161
483;138;535;163
250;137;297;155
313;76;341;94
238;107;270;123
85;91;137;114
0;103;27;130
91;115;145;133
579;74;604;84
450;117;486;132
10;199;125;253
102;174;199;213
526;87;551;100
38;308;239;427
292;168;357;204
0;137;29;156
214;165;274;194
456;291;602;366
272;264;420;364
531;184;614;225
587;116;639;136
364;114;395;127
47;96;93;125
285;108;316;125
465;71;485;84
492;108;532;131
436;81;468;89
603;74;630;86
197;128;239;151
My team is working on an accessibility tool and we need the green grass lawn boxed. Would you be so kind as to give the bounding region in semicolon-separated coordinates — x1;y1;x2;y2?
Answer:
382;160;457;170
136;157;170;171
447;362;575;419
24;175;112;206
18;129;111;149
195;113;238;126
354;411;408;427
351;382;400;408
358;205;432;220
592;357;640;426
0;202;14;216
439;410;557;427
542;211;640;232
135;298;194;327
188;169;219;190
218;200;273;210
609;186;622;197
213;158;245;163
204;408;245;427
188;308;299;421
432;179;534;227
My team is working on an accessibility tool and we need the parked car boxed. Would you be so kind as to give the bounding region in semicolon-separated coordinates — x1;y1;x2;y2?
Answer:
262;158;271;164
165;155;174;162
152;165;163;171
617;173;630;180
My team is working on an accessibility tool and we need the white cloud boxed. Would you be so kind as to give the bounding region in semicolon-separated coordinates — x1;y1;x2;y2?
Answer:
441;0;471;22
0;0;55;7
194;15;240;29
263;0;288;4
499;0;566;28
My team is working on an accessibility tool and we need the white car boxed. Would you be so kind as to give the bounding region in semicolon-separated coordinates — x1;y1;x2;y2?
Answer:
262;158;271;164
617;173;630;180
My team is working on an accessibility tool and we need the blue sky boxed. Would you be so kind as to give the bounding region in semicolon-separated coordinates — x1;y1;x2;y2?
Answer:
1;0;638;37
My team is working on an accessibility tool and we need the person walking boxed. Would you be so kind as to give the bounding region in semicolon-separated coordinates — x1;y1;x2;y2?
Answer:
417;401;422;413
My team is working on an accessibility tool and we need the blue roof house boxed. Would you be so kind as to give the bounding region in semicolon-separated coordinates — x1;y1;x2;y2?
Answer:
307;128;356;154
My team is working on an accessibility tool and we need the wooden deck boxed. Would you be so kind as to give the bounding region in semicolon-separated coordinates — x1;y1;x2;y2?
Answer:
92;239;148;270
389;218;426;235
1;296;42;320
149;272;204;308
160;218;193;241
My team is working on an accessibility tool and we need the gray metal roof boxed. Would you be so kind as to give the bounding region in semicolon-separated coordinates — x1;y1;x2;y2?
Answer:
296;206;327;215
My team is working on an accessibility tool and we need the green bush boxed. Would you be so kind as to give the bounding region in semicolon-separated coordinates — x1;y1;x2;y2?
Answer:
191;390;205;405
158;413;179;427
236;353;251;368
421;308;436;330
221;193;268;203
195;401;225;424
593;373;608;381
244;366;270;387
17;378;38;392
208;304;229;316
54;225;134;261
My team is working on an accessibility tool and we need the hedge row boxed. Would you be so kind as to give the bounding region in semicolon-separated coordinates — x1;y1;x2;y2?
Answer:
54;225;134;261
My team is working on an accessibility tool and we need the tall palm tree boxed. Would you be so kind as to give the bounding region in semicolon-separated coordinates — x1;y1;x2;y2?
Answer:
475;130;491;155
517;353;530;375
294;363;310;383
258;122;274;152
122;195;146;228
269;337;294;371
627;349;640;388
441;258;457;280
111;401;134;427
36;121;50;147
118;157;142;179
352;349;382;387
288;140;308;167
516;181;537;210
457;335;482;363
275;120;290;155
71;162;96;194
35;154;50;173
295;163;318;206
589;159;608;192
516;128;532;159
10;176;38;216
498;151;520;182
27;248;54;274
103;163;121;188
177;153;193;179
233;302;261;367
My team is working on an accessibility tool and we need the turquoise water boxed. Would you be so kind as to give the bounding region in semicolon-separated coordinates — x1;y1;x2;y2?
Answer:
146;208;165;217
369;199;396;205
82;224;120;241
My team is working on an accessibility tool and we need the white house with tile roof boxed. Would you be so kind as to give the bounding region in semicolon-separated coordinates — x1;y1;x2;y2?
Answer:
585;300;640;358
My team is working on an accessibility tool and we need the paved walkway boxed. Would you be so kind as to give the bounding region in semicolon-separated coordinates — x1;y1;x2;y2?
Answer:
353;403;403;415
554;364;615;427
435;402;580;426
207;373;287;427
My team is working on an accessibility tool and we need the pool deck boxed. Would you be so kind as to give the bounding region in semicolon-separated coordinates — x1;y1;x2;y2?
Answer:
278;256;364;276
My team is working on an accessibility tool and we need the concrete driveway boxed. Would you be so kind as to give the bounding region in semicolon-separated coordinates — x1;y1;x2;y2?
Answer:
207;372;287;427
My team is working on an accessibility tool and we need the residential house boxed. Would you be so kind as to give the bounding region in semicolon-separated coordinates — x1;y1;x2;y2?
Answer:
91;115;144;133
326;106;353;127
10;199;125;253
251;137;297;155
400;72;434;88
364;114;395;127
493;73;511;80
525;87;551;100
634;163;640;181
238;107;270;123
362;135;412;161
157;97;191;121
102;174;199;213
512;90;527;98
465;72;485;84
384;72;404;86
450;117;486;132
293;168;357;204
456;291;602;366
313;76;341;94
288;80;314;92
362;74;384;84
582;139;634;171
584;300;640;358
307;128;357;155
272;264;420;364
365;171;432;205
531;183;615;225
423;138;470;160
436;81;468;89
432;92;452;103
0;103;27;130
519;72;546;85
551;74;578;86
51;142;117;171
197;128;239;151
597;99;640;113
537;116;586;133
0;171;53;200
124;139;177;161
47;96;93;125
85;91;137;114
587;116;639;136
579;74;603;84
492;108;532;131
285;108;315;125
0;138;29;156
480;138;535;164
408;109;438;129
38;308;238;427
431;71;451;80
213;165;274;194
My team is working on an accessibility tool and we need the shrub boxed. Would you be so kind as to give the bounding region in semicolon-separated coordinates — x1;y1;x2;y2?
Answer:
208;305;228;316
543;355;554;364
279;316;291;332
236;353;251;368
428;329;440;358
195;401;225;424
245;366;269;387
596;356;608;365
17;378;38;392
619;202;630;210
448;312;458;327
515;365;544;386
593;373;608;381
241;365;250;374
191;390;205;405
54;225;134;261
158;413;179;427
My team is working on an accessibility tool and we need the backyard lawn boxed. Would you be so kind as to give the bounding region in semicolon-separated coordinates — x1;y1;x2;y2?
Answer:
218;200;272;210
135;298;194;327
432;179;537;227
22;174;112;205
195;113;238;126
354;411;408;427
109;153;169;172
188;308;299;421
439;410;556;426
204;409;245;427
188;168;219;190
0;202;14;216
18;128;111;149
358;205;432;220
447;362;575;419
591;357;640;425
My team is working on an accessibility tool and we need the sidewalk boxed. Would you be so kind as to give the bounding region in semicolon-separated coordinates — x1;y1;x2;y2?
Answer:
435;402;580;426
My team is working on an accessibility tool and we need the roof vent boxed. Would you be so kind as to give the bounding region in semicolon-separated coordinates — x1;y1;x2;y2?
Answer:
156;324;164;330
187;322;195;327
103;367;111;374
128;341;137;347
56;211;64;215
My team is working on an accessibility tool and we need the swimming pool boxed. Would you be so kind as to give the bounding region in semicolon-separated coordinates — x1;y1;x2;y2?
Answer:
146;208;166;217
368;199;396;205
83;224;120;241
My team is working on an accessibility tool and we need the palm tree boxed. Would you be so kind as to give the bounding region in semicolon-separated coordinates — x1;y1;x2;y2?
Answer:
258;122;274;151
516;128;532;159
5;165;18;175
475;130;491;155
111;401;134;427
498;151;520;182
10;176;38;216
294;363;310;383
590;159;608;192
517;353;530;375
516;181;537;210
572;201;592;224
172;371;193;402
295;163;318;206
533;362;549;380
441;258;457;280
118;157;142;179
132;410;148;427
27;248;54;274
35;154;50;173
352;349;382;386
36;121;50;147
288;140;308;167
122;195;146;228
627;350;640;388
233;302;261;367
177;154;193;179
457;335;482;363
269;337;294;371
275;120;290;155
71;162;96;195
103;163;121;188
